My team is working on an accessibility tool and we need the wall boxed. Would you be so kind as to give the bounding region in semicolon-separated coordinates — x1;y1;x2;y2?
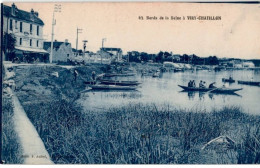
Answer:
47;43;74;63
3;16;44;49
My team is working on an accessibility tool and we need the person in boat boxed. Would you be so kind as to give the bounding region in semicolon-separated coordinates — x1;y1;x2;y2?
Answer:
190;80;196;87
229;76;233;80
209;82;216;88
199;80;206;88
188;80;193;87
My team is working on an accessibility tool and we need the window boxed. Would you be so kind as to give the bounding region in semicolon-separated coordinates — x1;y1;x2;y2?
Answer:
30;24;33;34
15;20;18;29
37;26;39;36
37;40;39;47
10;19;13;31
30;39;32;46
19;38;22;45
20;22;23;32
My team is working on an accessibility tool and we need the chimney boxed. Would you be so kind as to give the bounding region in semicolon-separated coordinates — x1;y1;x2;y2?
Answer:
11;3;16;15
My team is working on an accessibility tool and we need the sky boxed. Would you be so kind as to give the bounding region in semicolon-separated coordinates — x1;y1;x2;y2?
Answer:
4;2;260;59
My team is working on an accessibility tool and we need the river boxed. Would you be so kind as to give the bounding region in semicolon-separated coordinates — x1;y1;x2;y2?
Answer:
79;68;260;115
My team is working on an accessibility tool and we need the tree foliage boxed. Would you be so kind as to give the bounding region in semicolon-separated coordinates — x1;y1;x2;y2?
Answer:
3;33;16;54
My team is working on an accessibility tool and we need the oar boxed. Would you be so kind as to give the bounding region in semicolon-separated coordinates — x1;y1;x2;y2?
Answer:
207;87;219;93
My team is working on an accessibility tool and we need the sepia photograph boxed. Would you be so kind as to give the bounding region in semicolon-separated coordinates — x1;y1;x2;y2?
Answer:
1;1;260;165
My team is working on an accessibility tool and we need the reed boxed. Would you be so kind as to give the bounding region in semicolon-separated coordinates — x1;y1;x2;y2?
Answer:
2;97;23;164
22;101;260;164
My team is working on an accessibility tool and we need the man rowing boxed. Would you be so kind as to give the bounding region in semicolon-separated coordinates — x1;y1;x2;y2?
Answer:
209;82;216;88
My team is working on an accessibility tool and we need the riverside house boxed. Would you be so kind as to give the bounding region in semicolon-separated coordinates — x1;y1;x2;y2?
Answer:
2;3;48;62
97;47;123;62
43;40;74;63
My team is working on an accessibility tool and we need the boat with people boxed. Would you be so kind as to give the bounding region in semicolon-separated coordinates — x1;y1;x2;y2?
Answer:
178;85;243;93
222;78;235;83
237;80;260;86
99;79;141;86
88;84;138;90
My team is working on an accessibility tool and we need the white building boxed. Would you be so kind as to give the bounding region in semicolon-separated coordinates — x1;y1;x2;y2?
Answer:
2;3;48;62
43;40;74;63
243;61;255;68
97;47;123;62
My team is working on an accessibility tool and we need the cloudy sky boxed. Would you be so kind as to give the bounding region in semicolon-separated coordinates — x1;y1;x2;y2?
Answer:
4;2;260;59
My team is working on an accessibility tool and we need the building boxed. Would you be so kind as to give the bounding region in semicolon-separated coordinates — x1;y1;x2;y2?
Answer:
98;47;123;62
72;48;83;57
243;61;255;68
43;40;73;63
2;3;48;62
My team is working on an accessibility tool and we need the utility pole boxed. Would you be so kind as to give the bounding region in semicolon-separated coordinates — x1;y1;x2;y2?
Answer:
76;27;82;56
101;38;106;64
50;4;61;64
82;40;88;57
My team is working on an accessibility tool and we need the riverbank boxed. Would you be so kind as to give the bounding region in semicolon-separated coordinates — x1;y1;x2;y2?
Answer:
4;62;260;164
2;94;23;164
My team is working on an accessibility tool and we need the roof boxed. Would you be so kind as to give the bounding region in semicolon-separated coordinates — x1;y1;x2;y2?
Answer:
15;46;48;53
43;41;71;51
3;4;44;26
101;47;122;52
72;48;83;53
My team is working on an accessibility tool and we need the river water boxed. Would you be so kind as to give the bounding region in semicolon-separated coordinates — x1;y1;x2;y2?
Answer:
79;69;260;115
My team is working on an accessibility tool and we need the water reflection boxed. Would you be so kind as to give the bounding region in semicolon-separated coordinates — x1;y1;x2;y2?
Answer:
180;90;242;101
188;91;195;100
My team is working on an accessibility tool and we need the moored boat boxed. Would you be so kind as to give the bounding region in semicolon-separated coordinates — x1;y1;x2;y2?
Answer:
178;85;242;93
104;73;136;77
237;80;260;86
88;84;137;90
100;79;141;86
174;68;184;72
152;72;160;78
222;78;235;83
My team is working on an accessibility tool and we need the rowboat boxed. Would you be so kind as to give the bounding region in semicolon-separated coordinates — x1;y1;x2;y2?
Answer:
222;78;235;83
238;80;260;86
100;79;141;86
84;81;97;85
178;85;242;93
88;84;137;90
152;72;160;78
104;73;136;77
174;68;184;72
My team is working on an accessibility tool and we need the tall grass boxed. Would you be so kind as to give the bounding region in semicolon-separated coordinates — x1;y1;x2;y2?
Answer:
21;99;260;164
2;97;23;164
237;124;260;164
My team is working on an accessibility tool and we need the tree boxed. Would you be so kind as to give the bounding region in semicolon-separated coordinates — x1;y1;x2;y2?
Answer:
3;33;16;61
3;33;16;54
140;52;148;62
155;51;164;63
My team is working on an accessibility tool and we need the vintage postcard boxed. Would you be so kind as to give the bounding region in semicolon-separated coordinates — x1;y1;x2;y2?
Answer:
1;1;260;165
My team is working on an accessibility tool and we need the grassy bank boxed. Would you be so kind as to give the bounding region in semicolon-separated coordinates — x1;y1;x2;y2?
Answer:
2;96;23;164
22;101;260;164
